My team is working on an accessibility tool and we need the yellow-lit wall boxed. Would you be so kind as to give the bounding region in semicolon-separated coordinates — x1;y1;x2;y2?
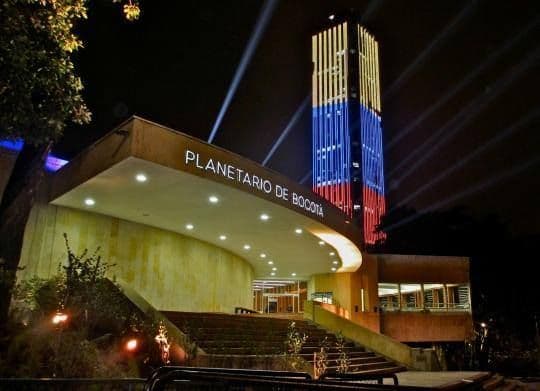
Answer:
18;203;254;313
308;272;353;313
308;254;381;332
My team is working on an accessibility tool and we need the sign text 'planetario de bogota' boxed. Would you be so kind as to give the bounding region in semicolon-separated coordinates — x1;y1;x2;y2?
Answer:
185;150;324;217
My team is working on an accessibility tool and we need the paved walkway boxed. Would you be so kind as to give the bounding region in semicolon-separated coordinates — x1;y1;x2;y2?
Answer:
383;371;490;388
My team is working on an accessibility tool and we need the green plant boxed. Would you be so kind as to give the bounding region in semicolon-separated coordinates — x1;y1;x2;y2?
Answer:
335;332;350;374
284;321;308;371
1;234;155;377
314;336;329;379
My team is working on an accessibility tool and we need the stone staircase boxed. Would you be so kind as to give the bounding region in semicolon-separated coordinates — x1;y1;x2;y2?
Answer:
162;311;406;375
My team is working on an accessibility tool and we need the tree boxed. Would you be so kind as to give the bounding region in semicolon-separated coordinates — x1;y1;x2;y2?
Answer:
0;0;140;145
0;0;140;324
0;234;161;378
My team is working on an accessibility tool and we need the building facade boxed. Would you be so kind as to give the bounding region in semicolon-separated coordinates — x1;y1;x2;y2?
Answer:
312;22;386;245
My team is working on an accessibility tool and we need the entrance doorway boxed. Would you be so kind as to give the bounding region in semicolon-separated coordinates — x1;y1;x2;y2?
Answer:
252;280;307;314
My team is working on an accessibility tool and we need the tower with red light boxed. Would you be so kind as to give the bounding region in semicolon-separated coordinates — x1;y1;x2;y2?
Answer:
312;21;386;245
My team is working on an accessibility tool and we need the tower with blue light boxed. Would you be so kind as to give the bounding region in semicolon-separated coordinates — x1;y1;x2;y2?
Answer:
312;21;386;245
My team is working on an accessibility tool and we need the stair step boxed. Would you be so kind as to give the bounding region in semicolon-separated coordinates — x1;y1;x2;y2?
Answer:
161;310;405;378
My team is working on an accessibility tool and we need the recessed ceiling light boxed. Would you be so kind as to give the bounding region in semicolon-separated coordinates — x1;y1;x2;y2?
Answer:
318;241;325;246
135;173;147;182
332;260;339;265
260;213;270;221
209;195;219;204
331;267;337;272
84;198;95;206
243;244;251;250
291;273;296;276
268;261;273;265
185;224;194;230
329;252;336;256
219;235;227;240
270;272;275;276
295;228;302;234
260;253;266;258
272;267;277;271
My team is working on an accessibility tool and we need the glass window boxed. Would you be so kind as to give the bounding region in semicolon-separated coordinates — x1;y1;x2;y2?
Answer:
378;283;399;311
447;284;470;310
400;284;422;311
423;283;445;309
311;292;333;304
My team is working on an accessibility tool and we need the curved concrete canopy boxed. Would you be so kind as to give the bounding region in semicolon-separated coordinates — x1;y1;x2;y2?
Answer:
48;117;363;279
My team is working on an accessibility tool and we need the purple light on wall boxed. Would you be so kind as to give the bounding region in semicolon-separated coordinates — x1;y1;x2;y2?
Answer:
0;139;24;152
45;155;68;172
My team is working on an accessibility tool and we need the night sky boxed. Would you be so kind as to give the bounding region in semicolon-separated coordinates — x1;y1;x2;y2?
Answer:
56;0;540;237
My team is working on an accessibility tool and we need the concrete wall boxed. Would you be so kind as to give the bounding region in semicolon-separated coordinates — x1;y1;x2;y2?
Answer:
377;254;469;284
18;203;254;313
308;253;472;341
381;312;473;342
0;148;18;202
308;272;353;313
308;254;381;333
304;301;440;370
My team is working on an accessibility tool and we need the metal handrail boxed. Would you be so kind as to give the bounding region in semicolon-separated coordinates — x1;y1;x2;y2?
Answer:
143;366;471;391
146;369;409;391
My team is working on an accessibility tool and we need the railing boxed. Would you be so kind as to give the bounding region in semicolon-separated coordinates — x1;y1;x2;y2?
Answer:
234;306;259;314
311;291;333;304
144;366;411;391
0;368;486;390
380;302;471;312
0;378;145;390
143;366;485;390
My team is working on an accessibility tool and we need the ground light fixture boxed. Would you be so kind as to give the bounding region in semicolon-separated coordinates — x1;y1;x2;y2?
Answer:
125;338;138;352
270;272;275;276
243;244;251;250
52;312;68;325
135;173;147;182
332;260;339;265
295;228;303;234
318;241;325;246
260;253;266;258
185;224;194;230
84;198;95;206
331;267;337;272
272;267;277;271
329;252;335;256
259;213;270;221
219;235;227;240
268;261;273;265
209;195;219;204
291;273;296;277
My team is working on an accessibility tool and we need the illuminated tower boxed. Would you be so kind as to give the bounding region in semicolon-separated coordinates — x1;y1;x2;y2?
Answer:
312;21;386;245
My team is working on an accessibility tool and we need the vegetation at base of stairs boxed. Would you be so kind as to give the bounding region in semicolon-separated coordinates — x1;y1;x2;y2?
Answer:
283;321;309;371
0;234;188;378
335;332;351;374
313;336;329;379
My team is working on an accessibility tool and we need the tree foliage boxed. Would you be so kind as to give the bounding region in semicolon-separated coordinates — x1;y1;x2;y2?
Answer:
0;0;141;146
0;234;161;378
0;0;91;145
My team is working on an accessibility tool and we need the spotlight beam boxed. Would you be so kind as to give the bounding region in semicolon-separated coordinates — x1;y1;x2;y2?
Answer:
207;0;279;143
299;169;312;185
262;95;310;166
360;0;385;23
390;109;539;211
383;1;479;101
388;47;539;182
386;17;539;151
384;155;540;233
